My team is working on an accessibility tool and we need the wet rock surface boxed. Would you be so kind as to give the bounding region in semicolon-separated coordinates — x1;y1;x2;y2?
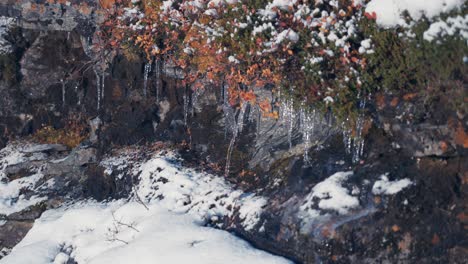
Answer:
0;1;467;263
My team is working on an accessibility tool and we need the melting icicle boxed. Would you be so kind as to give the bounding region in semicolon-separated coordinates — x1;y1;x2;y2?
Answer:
94;69;101;110
191;88;201;116
300;107;316;164
280;99;296;149
154;59;161;101
101;71;105;101
247;104;261;136
342;122;353;155
352;97;367;163
143;62;151;97
75;82;81;106
61;79;66;107
183;92;189;127
225;103;247;176
342;96;367;164
94;68;105;111
222;85;236;139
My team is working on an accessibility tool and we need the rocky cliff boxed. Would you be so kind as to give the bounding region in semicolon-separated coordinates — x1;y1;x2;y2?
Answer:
0;1;467;263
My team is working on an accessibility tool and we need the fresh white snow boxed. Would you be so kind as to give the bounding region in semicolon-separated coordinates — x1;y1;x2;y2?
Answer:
372;174;413;195
1;201;290;264
1;146;288;264
0;16;15;54
0;144;47;215
300;171;359;215
366;0;466;27
424;15;468;42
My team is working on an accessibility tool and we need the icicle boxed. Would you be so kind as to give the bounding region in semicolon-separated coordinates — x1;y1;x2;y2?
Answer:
342;121;352;155
300;107;316;164
225;103;247;176
352;97;367;163
101;71;105;101
143;62;151;97
222;85;236;139
183;92;189;127
94;69;101;110
94;68;105;111
61;79;66;107
280;99;295;149
75;82;81;106
191;88;201;116
154;59;161;101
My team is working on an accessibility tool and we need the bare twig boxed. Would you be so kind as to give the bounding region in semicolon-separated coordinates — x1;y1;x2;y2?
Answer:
132;185;150;211
111;212;140;233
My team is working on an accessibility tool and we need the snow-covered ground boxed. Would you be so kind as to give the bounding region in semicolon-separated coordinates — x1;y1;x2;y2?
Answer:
0;146;291;264
1;201;290;264
0;141;414;263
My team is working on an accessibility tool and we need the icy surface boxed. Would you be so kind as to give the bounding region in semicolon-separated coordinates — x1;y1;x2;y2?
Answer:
366;0;465;27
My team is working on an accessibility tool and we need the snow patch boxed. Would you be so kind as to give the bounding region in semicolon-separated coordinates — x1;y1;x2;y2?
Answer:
372;174;413;195
2;149;291;264
424;15;468;41
366;0;465;27
2;201;291;264
0;143;47;215
300;171;359;215
0;16;15;55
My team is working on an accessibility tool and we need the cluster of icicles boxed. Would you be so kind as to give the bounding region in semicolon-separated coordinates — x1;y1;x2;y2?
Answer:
221;89;368;176
67;59;366;176
139;60;368;175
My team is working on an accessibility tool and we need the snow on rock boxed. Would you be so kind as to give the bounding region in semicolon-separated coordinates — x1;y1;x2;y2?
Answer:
424;15;468;42
366;0;466;27
0;143;47;215
0;16;15;55
238;195;267;231
2;201;291;264
300;171;359;215
0;172;46;216
1;147;291;263
131;152;267;231
372;174;413;195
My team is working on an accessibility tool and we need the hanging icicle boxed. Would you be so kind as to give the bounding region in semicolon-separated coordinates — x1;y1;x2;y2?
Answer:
225;103;247;176
94;68;105;111
61;79;66;107
94;69;101;110
222;85;236;139
299;106;317;164
191;88;201;116
154;59;161;101
143;62;151;97
75;82;81;106
280;99;296;149
183;92;189;127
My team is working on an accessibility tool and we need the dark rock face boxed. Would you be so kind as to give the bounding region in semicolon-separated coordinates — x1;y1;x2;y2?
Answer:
0;1;467;263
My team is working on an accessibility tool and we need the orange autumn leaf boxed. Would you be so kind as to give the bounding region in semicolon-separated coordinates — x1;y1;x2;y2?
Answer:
240;90;257;104
259;99;272;113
